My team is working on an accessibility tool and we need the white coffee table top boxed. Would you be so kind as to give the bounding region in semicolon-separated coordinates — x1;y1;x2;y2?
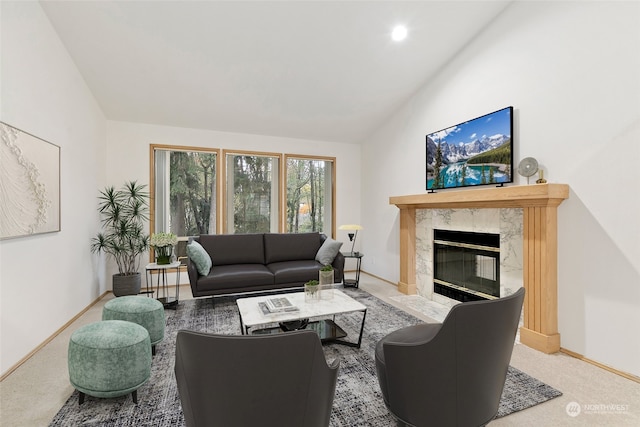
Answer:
236;289;366;329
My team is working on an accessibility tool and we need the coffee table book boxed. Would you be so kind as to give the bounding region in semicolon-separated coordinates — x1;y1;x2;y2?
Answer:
263;296;298;313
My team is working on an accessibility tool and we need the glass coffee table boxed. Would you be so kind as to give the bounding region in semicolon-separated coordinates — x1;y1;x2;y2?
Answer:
236;289;367;348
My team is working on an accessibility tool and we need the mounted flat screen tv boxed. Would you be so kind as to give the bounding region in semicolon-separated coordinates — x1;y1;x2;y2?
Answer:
426;106;513;192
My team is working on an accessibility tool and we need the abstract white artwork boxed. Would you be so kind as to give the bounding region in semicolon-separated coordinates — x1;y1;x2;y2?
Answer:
1;122;60;240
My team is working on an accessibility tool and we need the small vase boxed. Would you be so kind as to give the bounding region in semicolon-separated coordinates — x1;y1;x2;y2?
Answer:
156;255;171;265
319;269;334;285
155;245;173;265
319;269;334;299
305;283;321;303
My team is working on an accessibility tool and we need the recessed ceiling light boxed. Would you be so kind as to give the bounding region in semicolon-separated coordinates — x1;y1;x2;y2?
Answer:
391;25;408;42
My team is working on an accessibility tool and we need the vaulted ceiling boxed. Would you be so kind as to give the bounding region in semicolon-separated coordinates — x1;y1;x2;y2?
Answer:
41;1;511;143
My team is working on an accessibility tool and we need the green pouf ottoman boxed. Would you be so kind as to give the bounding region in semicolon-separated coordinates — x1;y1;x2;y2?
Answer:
68;320;151;404
102;296;165;355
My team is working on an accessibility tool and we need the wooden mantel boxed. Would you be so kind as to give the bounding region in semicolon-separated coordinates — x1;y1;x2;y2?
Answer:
390;184;570;354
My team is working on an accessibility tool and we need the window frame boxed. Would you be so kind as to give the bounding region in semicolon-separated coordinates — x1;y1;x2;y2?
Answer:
150;145;337;239
284;153;336;238
149;144;222;239
221;149;283;234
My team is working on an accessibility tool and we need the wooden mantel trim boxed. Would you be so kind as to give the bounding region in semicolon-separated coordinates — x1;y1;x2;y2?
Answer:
390;183;569;209
390;184;569;354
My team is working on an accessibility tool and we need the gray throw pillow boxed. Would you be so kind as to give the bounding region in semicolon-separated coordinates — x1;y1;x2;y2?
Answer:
315;237;343;265
186;241;212;276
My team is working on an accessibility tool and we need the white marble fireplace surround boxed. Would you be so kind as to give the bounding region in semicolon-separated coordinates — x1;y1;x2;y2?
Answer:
416;208;523;308
390;184;570;354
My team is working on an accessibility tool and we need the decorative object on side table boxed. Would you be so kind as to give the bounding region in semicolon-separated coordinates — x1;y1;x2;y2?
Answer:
339;224;363;254
150;232;177;265
304;279;321;303
91;181;150;296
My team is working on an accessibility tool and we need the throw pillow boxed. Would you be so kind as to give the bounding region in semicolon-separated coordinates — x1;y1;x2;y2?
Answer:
315;237;343;265
186;241;212;276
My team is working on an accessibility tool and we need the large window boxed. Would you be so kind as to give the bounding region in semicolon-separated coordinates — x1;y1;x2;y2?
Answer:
151;146;336;239
151;145;219;257
224;151;281;233
285;155;334;235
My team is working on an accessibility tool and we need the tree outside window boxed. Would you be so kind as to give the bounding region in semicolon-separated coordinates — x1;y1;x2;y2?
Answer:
152;147;218;259
285;156;333;235
225;152;280;234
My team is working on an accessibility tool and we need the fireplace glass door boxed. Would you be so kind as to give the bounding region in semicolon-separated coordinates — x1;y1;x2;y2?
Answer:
433;229;500;301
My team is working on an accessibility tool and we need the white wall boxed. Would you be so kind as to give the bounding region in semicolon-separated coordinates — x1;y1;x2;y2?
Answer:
361;1;640;376
105;120;362;274
0;2;107;376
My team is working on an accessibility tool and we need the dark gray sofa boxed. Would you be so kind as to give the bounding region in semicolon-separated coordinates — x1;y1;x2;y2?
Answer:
187;232;344;298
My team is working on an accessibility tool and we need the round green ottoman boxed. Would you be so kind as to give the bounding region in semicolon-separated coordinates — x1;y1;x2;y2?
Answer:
68;320;151;404
102;296;165;355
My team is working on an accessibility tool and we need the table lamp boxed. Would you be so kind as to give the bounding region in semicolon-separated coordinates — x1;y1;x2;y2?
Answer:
339;224;363;254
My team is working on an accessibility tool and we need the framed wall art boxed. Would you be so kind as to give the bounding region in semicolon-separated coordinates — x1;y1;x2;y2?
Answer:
1;122;61;240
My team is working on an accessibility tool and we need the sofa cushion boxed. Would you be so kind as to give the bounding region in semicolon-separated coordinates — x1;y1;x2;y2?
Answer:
315;237;343;265
268;260;324;285
196;264;274;293
264;232;321;264
186;241;212;276
199;234;265;266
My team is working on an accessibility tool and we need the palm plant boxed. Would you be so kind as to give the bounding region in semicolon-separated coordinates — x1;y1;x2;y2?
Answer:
91;181;150;276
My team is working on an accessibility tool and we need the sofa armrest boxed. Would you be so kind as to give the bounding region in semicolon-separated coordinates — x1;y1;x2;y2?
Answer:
186;237;201;296
187;257;199;285
332;252;345;283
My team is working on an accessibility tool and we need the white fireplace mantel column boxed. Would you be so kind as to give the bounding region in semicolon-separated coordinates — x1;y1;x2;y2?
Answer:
390;184;569;354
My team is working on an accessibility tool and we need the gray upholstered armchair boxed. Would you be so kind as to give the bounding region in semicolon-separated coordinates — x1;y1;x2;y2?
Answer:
375;288;525;427
174;329;339;427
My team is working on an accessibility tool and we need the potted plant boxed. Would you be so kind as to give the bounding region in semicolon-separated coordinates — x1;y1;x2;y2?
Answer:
319;264;335;299
91;181;150;296
319;264;334;284
304;279;321;303
150;232;178;265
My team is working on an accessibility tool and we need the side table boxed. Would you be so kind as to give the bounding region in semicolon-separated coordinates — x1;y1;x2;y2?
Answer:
145;261;181;309
342;252;363;288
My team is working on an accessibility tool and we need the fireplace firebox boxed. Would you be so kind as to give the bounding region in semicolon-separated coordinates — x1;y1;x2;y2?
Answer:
433;229;500;302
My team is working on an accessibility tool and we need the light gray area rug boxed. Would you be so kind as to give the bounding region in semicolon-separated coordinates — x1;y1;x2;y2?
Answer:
50;288;561;426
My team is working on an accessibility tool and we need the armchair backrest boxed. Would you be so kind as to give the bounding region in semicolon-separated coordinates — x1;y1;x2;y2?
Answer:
175;329;339;427
382;288;525;426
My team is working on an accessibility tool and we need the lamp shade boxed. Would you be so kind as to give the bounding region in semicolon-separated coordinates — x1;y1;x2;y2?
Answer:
339;224;363;254
338;224;363;231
